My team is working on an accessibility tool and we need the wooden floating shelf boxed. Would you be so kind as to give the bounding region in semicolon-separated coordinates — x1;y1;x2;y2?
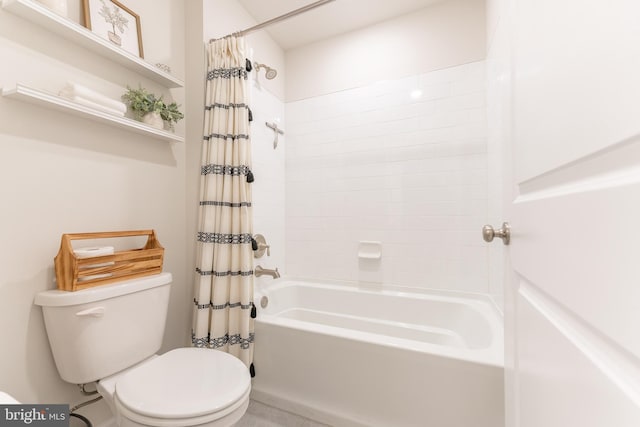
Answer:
2;84;185;143
2;0;184;88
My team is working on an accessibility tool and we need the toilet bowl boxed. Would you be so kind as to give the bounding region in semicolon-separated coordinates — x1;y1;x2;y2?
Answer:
34;273;251;427
0;392;20;404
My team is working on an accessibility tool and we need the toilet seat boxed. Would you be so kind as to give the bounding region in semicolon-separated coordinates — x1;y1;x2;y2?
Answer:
112;348;251;426
114;388;250;427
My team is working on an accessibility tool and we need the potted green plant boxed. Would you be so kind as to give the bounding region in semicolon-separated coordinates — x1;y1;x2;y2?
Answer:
160;101;184;131
121;86;183;131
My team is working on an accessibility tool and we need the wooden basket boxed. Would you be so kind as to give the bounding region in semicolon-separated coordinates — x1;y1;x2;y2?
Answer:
54;230;164;291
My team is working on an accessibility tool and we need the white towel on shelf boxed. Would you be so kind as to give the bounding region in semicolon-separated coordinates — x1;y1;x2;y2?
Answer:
74;246;115;282
60;82;127;113
59;91;126;117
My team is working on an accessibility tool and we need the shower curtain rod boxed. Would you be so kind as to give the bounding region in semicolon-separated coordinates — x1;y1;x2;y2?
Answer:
210;0;336;42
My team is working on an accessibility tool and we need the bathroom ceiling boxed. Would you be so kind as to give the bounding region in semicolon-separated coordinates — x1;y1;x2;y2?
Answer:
237;0;446;50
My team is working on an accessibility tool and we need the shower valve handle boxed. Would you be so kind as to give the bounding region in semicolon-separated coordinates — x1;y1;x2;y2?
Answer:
266;122;284;150
258;243;270;256
253;234;271;258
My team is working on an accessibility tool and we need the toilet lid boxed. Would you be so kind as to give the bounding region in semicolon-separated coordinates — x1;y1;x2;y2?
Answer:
115;348;251;419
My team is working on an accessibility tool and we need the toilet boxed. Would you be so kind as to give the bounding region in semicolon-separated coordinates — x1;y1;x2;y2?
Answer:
34;272;250;427
0;391;20;404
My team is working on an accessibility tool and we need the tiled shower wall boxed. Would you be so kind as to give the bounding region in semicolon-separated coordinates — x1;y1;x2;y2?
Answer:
285;61;488;293
251;77;286;285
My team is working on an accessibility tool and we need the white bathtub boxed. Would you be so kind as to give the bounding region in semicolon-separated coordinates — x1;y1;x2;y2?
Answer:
252;279;504;427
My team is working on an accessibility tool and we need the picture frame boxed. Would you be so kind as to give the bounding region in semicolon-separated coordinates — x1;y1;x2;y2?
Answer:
82;0;144;58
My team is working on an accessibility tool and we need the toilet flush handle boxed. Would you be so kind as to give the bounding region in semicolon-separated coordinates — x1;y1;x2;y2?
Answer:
75;307;105;318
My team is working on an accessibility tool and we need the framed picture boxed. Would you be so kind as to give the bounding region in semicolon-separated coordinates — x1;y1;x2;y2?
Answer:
82;0;144;58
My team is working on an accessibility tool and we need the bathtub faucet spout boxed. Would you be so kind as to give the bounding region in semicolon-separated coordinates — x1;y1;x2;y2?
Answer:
255;265;280;279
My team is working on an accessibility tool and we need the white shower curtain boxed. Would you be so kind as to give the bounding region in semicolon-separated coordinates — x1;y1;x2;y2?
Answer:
192;36;255;372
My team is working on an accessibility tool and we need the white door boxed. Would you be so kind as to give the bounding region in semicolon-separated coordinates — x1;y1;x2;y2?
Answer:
499;0;640;425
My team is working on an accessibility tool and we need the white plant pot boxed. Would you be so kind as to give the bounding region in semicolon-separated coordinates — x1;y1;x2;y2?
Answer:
107;31;122;47
142;112;164;130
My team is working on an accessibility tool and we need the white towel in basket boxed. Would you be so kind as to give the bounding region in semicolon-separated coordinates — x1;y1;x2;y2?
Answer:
74;246;115;282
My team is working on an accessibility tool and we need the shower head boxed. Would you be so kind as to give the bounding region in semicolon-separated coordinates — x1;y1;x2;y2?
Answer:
254;62;278;80
265;68;278;80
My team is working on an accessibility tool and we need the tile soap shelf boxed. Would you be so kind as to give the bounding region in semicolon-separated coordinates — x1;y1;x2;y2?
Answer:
2;84;185;143
358;241;382;259
1;0;184;88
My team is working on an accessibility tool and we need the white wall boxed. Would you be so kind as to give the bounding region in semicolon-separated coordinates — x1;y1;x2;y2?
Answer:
284;0;489;295
286;0;486;102
285;61;488;292
0;0;188;421
249;83;286;283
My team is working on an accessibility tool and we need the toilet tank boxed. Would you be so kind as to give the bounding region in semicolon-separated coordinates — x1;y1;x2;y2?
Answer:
34;272;172;384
